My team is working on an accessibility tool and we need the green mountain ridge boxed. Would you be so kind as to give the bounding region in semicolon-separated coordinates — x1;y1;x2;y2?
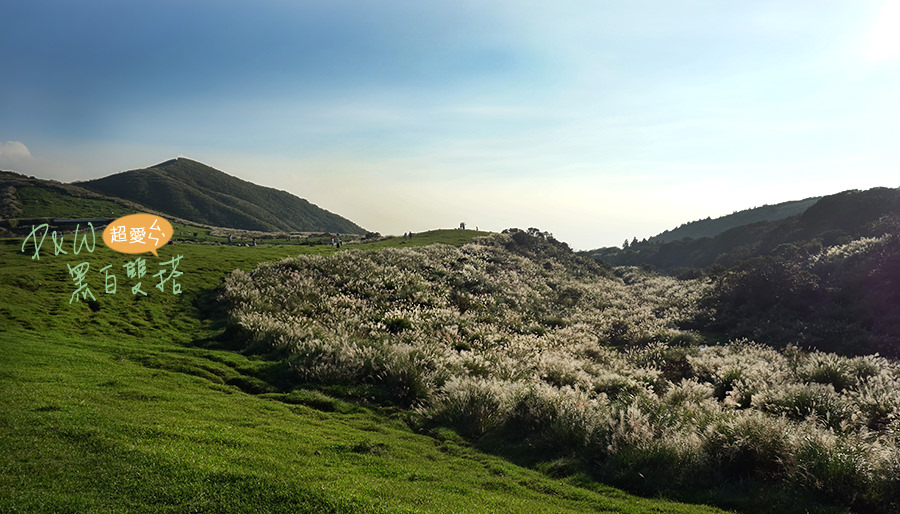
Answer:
77;158;365;234
648;197;821;244
0;170;165;236
592;187;900;272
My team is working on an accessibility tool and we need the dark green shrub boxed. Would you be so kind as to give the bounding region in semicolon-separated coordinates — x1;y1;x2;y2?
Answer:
383;316;412;334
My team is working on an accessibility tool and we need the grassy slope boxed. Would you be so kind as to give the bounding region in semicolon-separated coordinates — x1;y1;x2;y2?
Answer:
0;171;156;227
15;186;134;219
0;230;727;513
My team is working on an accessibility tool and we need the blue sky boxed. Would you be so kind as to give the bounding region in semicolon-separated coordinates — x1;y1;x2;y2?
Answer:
2;0;899;249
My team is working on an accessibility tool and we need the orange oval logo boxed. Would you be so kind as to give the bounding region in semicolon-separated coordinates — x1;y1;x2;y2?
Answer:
102;214;173;257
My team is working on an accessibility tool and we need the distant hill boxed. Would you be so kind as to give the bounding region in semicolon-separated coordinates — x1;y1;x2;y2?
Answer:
0;170;160;236
648;197;820;244
78;158;365;234
591;187;900;272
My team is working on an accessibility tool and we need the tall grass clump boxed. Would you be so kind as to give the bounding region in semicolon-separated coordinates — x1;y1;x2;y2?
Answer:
221;231;900;513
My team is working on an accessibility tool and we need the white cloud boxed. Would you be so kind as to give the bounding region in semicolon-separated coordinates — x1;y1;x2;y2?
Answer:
0;141;36;174
0;141;97;181
0;141;32;161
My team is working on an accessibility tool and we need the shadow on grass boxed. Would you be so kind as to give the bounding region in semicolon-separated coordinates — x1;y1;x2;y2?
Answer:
456;424;854;514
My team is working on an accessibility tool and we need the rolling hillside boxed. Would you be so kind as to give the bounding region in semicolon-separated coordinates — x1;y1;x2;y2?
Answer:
0;170;159;236
648;196;821;244
592;187;900;271
0;230;731;514
78;158;365;234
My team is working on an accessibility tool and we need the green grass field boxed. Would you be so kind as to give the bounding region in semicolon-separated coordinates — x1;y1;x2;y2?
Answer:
0;229;729;513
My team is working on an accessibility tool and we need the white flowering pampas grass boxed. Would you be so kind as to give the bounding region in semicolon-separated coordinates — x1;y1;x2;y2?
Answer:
221;232;900;512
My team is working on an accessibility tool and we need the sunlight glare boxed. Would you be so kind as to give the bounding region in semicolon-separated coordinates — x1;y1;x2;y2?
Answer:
863;1;900;62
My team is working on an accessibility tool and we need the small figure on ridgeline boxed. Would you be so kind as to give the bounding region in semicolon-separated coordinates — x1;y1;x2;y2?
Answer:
227;233;232;245
252;238;257;246
459;222;466;230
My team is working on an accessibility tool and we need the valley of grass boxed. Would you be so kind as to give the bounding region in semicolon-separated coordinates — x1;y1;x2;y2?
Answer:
0;230;731;513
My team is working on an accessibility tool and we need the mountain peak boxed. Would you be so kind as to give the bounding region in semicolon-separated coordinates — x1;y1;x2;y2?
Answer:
151;158;182;168
80;159;365;234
